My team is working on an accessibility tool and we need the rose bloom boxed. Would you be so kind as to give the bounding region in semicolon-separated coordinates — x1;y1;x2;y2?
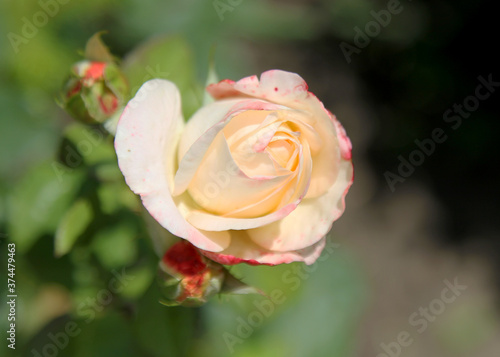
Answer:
115;70;353;265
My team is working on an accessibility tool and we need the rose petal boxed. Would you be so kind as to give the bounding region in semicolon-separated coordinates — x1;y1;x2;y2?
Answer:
208;70;342;198
225;111;291;178
174;100;286;195
247;157;353;252
303;113;340;198
332;112;353;160
205;79;239;99
173;121;227;196
115;79;230;252
186;131;292;216
177;98;243;160
186;201;298;231
200;231;326;266
208;70;309;106
184;131;312;230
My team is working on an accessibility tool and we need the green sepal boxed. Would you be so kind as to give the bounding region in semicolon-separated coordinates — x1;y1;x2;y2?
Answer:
220;268;266;296
84;32;116;63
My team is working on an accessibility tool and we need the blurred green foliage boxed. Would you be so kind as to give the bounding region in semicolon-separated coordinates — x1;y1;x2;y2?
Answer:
2;0;457;356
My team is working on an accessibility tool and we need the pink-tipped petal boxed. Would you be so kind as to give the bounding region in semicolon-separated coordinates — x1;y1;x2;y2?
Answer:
200;231;326;266
206;79;240;99
247;157;353;252
207;70;343;199
115;79;230;252
332;113;353;160
208;70;309;107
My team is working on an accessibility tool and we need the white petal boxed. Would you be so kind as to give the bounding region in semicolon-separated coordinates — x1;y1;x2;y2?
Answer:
115;79;230;252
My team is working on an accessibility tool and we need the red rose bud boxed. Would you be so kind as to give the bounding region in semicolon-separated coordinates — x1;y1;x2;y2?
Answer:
158;240;225;307
61;60;129;124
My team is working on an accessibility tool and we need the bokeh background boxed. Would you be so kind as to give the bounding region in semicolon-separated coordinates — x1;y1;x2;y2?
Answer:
1;0;498;356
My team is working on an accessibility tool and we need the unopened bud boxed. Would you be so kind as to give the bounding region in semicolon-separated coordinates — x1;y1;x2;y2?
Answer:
158;240;225;307
61;60;129;124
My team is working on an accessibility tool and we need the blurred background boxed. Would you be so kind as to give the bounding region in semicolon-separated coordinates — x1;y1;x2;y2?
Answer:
1;0;498;356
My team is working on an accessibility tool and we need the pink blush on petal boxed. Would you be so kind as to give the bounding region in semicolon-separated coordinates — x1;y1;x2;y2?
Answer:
200;251;267;266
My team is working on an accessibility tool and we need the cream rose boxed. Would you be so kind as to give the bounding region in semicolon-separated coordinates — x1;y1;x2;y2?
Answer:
115;70;353;265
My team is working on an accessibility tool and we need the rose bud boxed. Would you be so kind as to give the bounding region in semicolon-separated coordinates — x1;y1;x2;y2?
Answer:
61;60;129;124
116;70;353;266
158;240;225;307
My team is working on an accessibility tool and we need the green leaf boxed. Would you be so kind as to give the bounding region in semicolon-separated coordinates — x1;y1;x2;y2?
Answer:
221;269;265;296
121;35;202;118
202;243;367;357
260;249;367;357
73;311;138;357
7;162;85;253
96;179;139;215
55;198;93;257
92;220;137;269
62;123;116;166
94;161;123;183
118;263;155;299
132;283;196;357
